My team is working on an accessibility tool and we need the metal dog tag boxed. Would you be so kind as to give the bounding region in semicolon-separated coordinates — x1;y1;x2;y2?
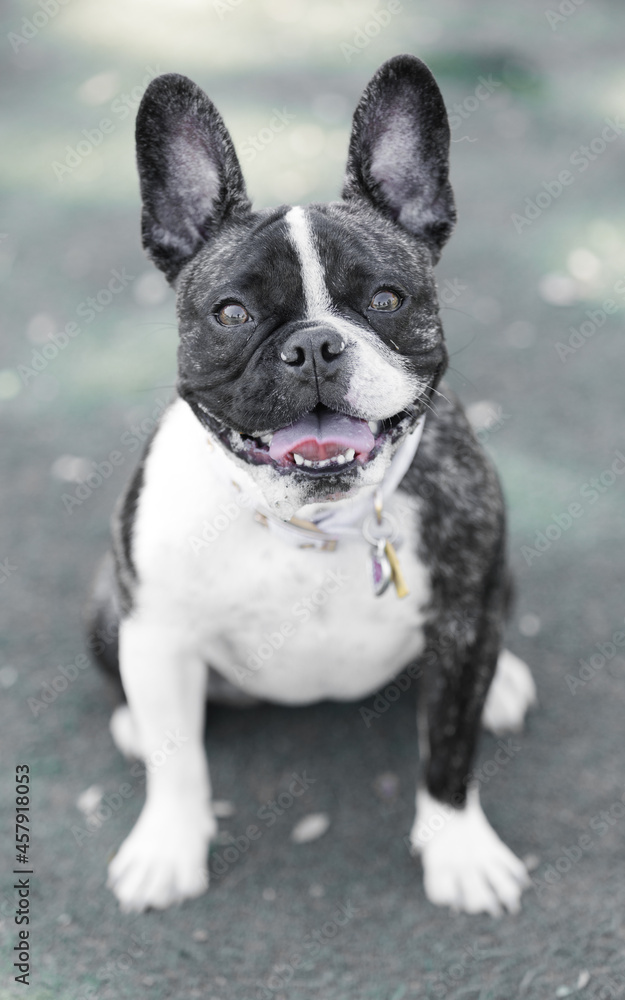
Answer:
371;538;393;596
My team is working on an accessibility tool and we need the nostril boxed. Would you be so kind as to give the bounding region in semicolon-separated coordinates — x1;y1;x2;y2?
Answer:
320;339;345;363
280;345;306;367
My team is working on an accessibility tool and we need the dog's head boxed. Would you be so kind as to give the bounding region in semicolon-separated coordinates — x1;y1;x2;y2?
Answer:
136;55;455;517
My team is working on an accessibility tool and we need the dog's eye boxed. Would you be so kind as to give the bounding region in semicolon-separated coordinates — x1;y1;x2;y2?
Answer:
217;303;251;326
370;289;401;312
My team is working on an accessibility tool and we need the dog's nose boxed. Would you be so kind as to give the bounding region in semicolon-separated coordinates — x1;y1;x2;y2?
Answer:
280;327;346;378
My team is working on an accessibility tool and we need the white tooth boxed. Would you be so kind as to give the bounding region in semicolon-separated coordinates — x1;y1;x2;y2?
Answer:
259;433;273;444
303;459;313;467
293;453;304;465
345;448;355;462
368;420;381;435
336;455;346;465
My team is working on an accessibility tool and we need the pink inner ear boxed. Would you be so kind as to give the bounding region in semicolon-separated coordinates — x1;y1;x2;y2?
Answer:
169;130;220;222
369;112;418;208
269;411;375;464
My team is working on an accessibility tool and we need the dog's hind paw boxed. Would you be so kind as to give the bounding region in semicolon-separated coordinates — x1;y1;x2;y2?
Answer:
482;649;537;735
107;803;216;912
410;787;530;917
109;705;144;760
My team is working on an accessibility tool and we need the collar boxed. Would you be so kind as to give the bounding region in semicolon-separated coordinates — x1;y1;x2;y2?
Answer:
254;414;426;553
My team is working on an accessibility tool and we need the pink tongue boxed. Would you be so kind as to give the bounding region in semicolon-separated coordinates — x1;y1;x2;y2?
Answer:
269;410;375;464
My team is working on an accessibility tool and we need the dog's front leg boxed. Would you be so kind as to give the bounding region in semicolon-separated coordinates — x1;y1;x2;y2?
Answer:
410;605;530;917
107;615;216;912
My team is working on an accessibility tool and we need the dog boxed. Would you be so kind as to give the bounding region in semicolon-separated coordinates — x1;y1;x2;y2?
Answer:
88;54;537;916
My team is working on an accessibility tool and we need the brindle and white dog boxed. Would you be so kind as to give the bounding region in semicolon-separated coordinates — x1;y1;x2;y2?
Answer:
88;55;536;915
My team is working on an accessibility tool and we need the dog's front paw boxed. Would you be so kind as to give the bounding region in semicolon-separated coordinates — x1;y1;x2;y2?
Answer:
482;649;537;735
410;787;529;916
107;803;217;912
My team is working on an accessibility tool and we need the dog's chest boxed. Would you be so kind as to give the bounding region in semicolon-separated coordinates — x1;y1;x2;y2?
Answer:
194;506;429;703
133;401;430;704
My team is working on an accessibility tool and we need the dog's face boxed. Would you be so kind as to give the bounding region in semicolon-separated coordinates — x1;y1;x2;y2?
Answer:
135;56;456;515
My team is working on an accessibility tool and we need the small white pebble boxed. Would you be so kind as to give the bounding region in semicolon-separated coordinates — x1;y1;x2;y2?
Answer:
76;785;103;815
51;455;93;483
212;800;235;818
192;929;208;942
577;971;590;989
57;913;71;927
522;853;540;872
309;883;325;898
0;665;18;688
262;888;276;901
519;613;541;637
290;813;330;844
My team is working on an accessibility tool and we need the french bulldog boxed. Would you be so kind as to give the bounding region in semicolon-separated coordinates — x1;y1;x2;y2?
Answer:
88;54;536;915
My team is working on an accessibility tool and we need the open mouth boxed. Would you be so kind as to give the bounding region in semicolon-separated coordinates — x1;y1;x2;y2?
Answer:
194;402;417;476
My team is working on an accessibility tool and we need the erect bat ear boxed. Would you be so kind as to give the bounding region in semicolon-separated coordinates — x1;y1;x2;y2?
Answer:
135;73;251;283
342;55;456;264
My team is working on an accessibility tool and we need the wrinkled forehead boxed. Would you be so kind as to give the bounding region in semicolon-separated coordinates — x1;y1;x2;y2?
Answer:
183;203;426;305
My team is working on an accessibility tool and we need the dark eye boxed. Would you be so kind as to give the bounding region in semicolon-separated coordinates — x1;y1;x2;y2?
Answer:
370;289;401;312
217;302;251;326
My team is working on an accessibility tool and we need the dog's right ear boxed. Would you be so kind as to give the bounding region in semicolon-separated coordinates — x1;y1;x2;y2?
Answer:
135;73;251;283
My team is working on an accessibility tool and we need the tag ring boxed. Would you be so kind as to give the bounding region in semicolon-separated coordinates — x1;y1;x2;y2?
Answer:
362;511;398;546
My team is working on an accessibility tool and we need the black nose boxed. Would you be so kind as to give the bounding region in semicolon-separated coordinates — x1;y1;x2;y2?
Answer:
280;327;346;379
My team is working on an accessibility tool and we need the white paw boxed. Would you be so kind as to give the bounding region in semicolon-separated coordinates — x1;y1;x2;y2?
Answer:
482;649;537;735
410;787;529;916
107;803;217;912
109;705;143;760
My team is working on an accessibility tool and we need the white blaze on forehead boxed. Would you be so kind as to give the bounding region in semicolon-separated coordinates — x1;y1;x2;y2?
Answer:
284;205;420;419
285;205;332;316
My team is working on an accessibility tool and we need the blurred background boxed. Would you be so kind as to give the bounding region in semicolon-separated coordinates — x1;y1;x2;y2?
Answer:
1;1;624;998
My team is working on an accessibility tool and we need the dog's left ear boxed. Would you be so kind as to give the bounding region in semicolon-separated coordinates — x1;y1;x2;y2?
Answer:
135;73;251;282
342;55;455;264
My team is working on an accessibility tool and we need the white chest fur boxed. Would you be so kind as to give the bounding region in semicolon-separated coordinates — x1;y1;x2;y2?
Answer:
131;400;430;705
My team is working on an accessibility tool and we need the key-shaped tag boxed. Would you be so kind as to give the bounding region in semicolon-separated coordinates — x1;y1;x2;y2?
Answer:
371;538;393;596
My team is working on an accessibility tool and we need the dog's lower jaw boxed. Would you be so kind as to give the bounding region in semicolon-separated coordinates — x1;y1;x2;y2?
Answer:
410;786;530;917
214;424;406;521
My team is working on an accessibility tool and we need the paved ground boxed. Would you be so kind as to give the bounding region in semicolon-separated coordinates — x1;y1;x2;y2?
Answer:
1;1;625;998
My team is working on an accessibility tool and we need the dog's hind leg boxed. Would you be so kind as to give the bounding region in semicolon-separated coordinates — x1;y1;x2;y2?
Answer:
481;649;537;735
85;551;122;688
